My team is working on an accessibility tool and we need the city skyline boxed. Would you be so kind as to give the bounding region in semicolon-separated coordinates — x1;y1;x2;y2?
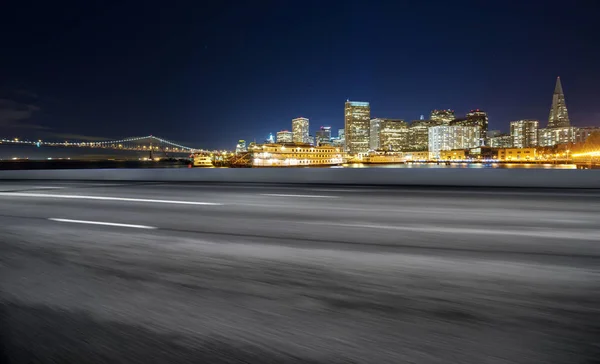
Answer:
1;2;599;149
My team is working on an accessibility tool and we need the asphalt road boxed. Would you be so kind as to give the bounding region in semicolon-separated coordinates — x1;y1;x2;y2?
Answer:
1;181;599;363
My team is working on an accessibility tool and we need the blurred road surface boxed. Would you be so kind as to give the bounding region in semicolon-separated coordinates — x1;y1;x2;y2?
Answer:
1;181;599;363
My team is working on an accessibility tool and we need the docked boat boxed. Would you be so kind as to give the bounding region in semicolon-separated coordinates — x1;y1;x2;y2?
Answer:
190;153;214;167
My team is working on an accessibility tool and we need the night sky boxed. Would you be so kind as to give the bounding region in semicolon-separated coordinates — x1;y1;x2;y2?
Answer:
1;1;599;149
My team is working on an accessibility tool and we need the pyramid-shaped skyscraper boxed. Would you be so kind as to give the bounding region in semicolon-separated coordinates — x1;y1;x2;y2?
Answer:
547;77;570;128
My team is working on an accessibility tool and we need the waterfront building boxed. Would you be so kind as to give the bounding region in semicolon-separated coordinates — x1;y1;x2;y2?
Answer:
345;100;371;154
497;148;537;161
430;109;455;124
292;117;310;144
369;119;381;150
489;134;513;148
548;77;570;128
440;150;467;160
235;140;247;154
308;135;315;146
315;126;332;146
574;127;600;144
404;151;431;161
276;130;293;143
379;119;409;151
510;119;539;148
538;126;575;147
428;125;480;159
251;143;343;167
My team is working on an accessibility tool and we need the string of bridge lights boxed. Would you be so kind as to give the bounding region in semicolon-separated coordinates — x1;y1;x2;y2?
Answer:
0;135;204;152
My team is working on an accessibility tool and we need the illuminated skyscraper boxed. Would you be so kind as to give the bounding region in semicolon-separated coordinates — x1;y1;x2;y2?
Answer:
369;119;381;150
430;109;455;124
548;77;570;128
292;117;310;143
510;120;539;148
408;119;440;151
315;126;332;146
379;119;409;151
466;109;488;145
345;100;371;154
276;130;293;143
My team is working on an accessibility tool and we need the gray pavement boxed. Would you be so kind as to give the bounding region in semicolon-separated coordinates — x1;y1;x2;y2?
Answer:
1;181;599;363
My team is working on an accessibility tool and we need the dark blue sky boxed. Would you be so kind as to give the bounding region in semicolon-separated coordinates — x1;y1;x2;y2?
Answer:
1;0;599;149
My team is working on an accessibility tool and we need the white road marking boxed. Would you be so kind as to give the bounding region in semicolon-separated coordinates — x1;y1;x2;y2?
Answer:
260;193;339;199
306;222;600;241
308;188;365;192
49;218;157;229
0;192;223;205
26;186;65;189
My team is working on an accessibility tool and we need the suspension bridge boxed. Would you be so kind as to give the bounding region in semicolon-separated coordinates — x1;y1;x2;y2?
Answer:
0;135;212;154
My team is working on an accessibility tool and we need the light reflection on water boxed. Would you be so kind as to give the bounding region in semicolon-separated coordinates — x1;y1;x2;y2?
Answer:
338;163;577;169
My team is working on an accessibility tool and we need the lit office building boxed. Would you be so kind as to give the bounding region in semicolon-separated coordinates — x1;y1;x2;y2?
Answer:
276;130;293;143
308;135;315;146
408;119;440;151
292;117;310;144
538;127;575;147
428;125;480;159
379;119;409;151
235;140;247;154
338;129;345;141
345;100;371;154
466;109;488;145
574;127;600;144
369;119;381;150
315;126;332;146
430;109;455;124
548;77;570;128
510;120;539;148
252;143;343;167
489;134;513;148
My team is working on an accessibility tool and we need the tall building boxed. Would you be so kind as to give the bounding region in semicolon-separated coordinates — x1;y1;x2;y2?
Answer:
408;119;440;151
548;77;570;128
266;133;275;144
538;127;575;147
292;117;310;144
430;109;455;124
276;130;293;143
345;100;371;154
235;140;247;154
428;125;480;159
338;128;345;141
369;119;381;150
489;134;513;148
379;119;409;151
466;109;488;145
315;126;332;146
510;119;539;148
